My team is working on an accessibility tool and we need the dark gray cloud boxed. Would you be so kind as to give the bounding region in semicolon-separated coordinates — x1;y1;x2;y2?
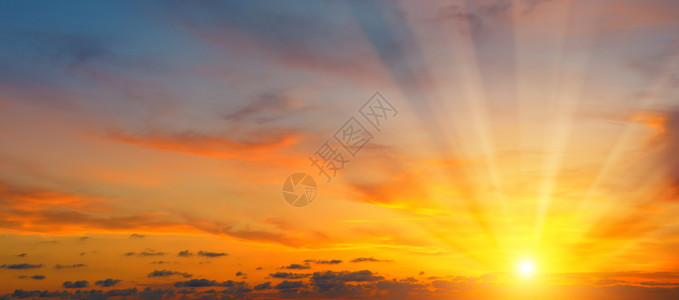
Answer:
304;259;342;265
6;288;162;299
312;270;384;283
373;278;428;298
282;263;310;270
269;272;311;279
253;282;271;290
148;270;192;278
274;280;305;290
62;280;89;288
5;270;679;299
18;275;45;280
129;233;145;238
17;253;26;257
54;264;86;270
178;250;192;257
94;279;121;287
0;263;43;269
197;250;227;257
307;270;384;297
173;279;252;295
125;249;164;257
174;279;218;287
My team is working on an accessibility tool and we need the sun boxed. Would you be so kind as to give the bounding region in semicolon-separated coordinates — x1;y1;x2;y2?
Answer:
517;259;536;277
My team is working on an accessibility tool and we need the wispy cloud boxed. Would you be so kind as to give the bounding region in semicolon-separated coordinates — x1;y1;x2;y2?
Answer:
54;264;86;270
147;270;192;279
350;257;393;263
0;263;43;269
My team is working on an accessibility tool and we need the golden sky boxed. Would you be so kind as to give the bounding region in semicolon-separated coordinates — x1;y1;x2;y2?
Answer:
1;0;679;299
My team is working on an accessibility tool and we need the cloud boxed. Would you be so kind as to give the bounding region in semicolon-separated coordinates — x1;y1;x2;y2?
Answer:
0;181;109;213
153;1;388;86
651;110;679;195
282;263;310;270
312;270;385;283
0;28;113;87
106;128;300;159
350;257;393;263
173;279;251;294
17;253;26;257
125;249;164;257
269;272;311;279
18;275;45;280
177;250;192;257
0;181;317;248
308;270;384;297
62;281;89;288
139;249;164;256
5;270;679;299
373;278;429;297
94;279;121;287
223;92;314;124
253;282;271;290
0;263;43;269
6;288;159;299
236;271;246;277
304;259;342;265
595;279;630;286
433;0;554;35
54;264;86;270
347;174;445;215
129;233;145;239
147;270;192;278
274;280;305;290
434;3;507;36
431;279;476;291
197;250;227;258
174;279;218;288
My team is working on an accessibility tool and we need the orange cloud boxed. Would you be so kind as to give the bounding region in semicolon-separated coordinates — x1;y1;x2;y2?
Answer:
106;129;301;160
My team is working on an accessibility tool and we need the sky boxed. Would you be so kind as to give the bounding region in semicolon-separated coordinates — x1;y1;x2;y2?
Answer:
1;0;679;299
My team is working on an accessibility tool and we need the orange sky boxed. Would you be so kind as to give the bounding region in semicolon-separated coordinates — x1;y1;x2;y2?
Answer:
1;0;679;299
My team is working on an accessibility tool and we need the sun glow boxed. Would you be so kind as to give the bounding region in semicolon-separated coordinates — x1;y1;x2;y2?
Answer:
518;260;536;277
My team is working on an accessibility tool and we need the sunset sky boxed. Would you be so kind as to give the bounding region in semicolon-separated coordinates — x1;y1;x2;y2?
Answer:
1;0;679;299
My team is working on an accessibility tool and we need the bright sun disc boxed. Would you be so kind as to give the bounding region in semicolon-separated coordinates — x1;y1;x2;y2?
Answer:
518;260;535;277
